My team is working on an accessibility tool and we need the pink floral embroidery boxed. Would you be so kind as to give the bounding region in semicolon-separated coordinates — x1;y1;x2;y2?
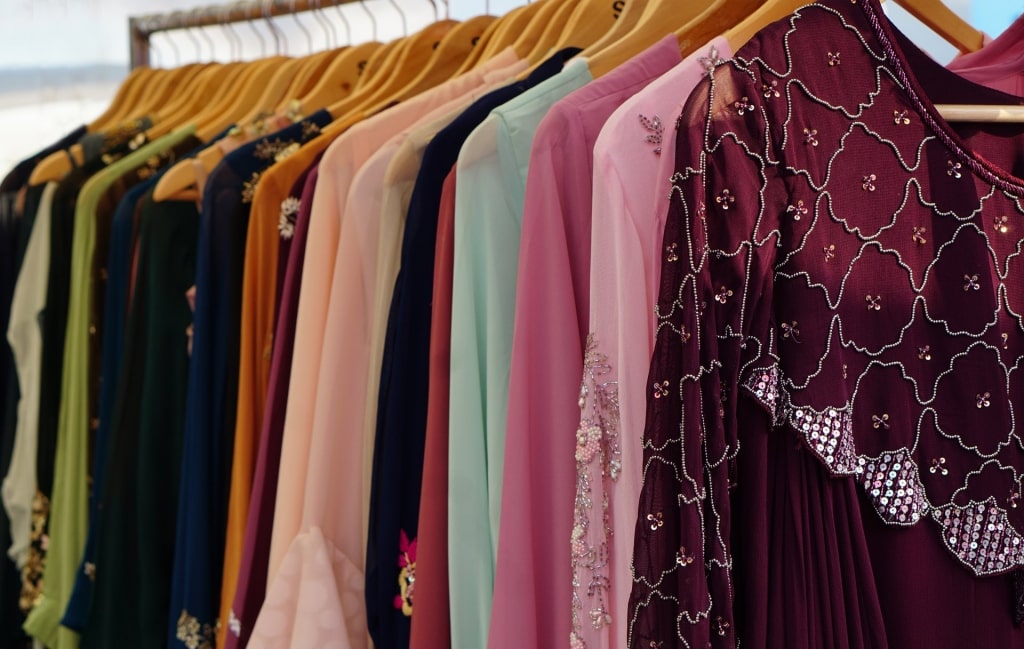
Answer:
394;530;417;616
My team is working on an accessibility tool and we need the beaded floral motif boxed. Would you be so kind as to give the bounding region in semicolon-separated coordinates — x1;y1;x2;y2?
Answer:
241;171;263;204
394;530;417;616
278;196;301;239
638;114;664;155
933;499;1024;575
856;449;928;525
301;119;321;139
19;490;49;613
571;334;621;647
699;44;726;74
253;138;292;161
176;610;216;649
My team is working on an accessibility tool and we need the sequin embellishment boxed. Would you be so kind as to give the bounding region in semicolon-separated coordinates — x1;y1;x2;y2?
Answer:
786;199;808;220
856;449;928;525
278;196;301;239
933;500;1024;575
791;405;859;475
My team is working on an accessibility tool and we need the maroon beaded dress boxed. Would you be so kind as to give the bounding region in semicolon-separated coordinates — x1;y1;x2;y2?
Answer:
629;1;1024;647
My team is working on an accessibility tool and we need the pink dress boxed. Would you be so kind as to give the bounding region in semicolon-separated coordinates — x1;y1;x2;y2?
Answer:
249;52;523;649
489;39;680;649
582;37;732;649
947;14;1024;95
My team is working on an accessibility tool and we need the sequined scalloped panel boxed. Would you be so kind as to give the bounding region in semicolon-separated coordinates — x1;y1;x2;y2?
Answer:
630;0;1024;646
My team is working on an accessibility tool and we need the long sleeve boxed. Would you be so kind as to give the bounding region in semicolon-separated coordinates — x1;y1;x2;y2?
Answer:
627;63;784;648
4;182;57;569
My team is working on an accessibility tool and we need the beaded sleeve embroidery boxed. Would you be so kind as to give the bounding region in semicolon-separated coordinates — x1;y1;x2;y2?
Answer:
630;1;1024;647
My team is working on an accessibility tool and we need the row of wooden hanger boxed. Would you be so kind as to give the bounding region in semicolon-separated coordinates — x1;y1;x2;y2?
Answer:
26;0;1015;194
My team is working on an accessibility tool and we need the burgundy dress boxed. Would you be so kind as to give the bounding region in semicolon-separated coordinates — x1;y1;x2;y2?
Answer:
629;1;1024;647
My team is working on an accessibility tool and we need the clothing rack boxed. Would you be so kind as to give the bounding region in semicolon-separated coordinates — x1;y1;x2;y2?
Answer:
129;0;429;69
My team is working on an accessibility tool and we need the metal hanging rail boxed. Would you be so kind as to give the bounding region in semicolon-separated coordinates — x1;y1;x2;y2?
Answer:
129;0;363;68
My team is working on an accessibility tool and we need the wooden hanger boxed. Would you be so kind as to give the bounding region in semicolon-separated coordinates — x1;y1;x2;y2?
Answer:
155;46;374;204
280;47;344;102
193;57;290;141
726;0;820;50
588;0;735;77
236;57;305;126
89;67;152;131
350;20;460;112
892;0;984;54
476;1;545;62
364;16;493;115
356;38;404;90
119;64;209;128
451;12;505;75
96;68;159;128
544;0;622;58
578;0;651;59
522;0;580;64
318;21;458;132
27;65;209;186
142;62;245;140
293;41;384;113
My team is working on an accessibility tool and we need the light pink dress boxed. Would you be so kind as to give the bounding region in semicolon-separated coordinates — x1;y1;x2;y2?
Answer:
248;51;523;649
581;38;732;649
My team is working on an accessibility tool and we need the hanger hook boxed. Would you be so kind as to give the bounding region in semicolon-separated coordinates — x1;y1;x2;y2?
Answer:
387;0;408;36
193;8;218;61
312;0;337;49
174;11;202;63
217;5;239;60
356;0;375;41
246;2;267;57
263;0;284;56
290;0;314;54
150;32;163;69
165;30;182;67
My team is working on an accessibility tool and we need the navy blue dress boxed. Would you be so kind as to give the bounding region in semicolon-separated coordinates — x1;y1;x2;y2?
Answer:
365;50;579;649
166;111;332;649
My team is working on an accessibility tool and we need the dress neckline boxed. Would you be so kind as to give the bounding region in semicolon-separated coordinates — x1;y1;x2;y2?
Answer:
857;0;1024;196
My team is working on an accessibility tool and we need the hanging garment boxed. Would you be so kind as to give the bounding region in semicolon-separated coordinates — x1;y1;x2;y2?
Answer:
629;1;1024;647
408;166;457;649
0;126;81;647
225;156;323;649
79;188;200;649
62;129;228;632
249;47;523;649
582;36;733;649
946;12;1024;95
167;112;332;649
446;57;593;649
365;63;550;649
4;181;58;572
491;37;681;649
213;115;331;649
365;46;580;649
24;119;153;623
25;125;196;649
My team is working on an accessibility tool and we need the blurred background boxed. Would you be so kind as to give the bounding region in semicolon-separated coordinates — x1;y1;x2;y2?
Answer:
0;0;1019;177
